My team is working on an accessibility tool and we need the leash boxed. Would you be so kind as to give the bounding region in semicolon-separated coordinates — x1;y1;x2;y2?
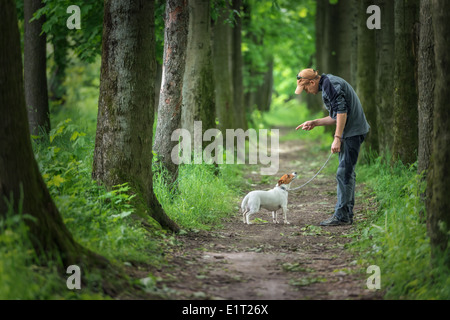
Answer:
289;152;335;192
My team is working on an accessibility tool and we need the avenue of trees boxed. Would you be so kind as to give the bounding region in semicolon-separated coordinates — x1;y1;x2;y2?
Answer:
314;0;449;263
0;0;449;280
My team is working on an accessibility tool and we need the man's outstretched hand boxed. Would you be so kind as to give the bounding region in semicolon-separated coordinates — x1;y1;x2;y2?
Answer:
296;120;316;131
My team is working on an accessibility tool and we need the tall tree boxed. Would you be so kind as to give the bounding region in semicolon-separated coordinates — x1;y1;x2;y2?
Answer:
48;32;68;105
357;0;378;152
231;0;247;130
0;0;106;268
212;3;235;132
417;0;435;175
92;0;179;232
24;0;50;135
154;0;189;183
321;0;339;75
181;0;216;149
375;0;395;155
427;0;450;265
392;0;419;165
337;0;357;85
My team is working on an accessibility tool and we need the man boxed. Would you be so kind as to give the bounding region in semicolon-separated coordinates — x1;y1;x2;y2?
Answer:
295;68;370;226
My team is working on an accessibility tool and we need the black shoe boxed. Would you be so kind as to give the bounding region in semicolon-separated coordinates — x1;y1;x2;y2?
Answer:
320;216;351;226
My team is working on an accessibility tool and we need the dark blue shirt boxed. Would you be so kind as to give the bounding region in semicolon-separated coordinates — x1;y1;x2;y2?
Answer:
319;74;370;138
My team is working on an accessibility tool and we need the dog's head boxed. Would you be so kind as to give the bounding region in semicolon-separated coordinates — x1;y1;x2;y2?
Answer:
277;172;297;187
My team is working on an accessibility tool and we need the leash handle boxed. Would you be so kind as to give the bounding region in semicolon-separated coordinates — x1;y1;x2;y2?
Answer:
289;152;335;192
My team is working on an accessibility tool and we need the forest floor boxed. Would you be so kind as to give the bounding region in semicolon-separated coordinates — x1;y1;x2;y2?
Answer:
125;128;383;300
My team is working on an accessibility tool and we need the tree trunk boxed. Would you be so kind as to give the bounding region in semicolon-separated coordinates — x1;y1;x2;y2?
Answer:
337;0;357;85
357;0;378;152
154;0;189;182
24;0;50;136
315;0;325;73
392;0;419;165
309;0;327;115
212;4;234;132
323;1;339;75
182;0;216;149
427;0;450;266
0;0;106;269
232;0;247;130
49;34;68;105
254;57;273;113
375;0;395;155
93;0;179;232
417;0;435;175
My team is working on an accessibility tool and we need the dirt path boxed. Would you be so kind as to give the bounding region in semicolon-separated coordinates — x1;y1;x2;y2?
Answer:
135;128;382;300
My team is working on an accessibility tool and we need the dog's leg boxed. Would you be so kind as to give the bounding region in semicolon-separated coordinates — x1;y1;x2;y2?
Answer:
242;209;249;223
246;210;257;224
272;210;279;224
282;206;290;225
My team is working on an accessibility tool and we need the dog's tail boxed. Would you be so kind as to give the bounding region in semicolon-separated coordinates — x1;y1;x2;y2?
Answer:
241;194;249;213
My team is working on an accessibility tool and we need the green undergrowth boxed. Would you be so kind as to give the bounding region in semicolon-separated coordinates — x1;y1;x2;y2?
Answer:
352;152;450;299
153;163;242;231
0;116;243;299
0;209;107;300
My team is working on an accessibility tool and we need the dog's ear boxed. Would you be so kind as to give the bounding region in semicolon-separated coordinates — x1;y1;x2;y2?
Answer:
278;174;287;186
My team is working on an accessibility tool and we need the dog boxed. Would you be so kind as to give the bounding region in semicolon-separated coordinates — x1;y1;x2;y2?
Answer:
241;172;297;225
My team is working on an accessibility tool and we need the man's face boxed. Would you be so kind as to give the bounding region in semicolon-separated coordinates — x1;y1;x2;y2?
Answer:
295;71;319;95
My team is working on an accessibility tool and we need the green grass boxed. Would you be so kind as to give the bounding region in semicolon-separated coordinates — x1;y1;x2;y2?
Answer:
255;96;450;299
154;163;242;231
353;154;450;299
1;113;244;299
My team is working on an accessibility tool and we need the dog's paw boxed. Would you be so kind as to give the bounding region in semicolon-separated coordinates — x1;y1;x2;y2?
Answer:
284;221;291;225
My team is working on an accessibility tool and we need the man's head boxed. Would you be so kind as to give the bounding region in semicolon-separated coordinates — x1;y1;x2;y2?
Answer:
295;68;320;95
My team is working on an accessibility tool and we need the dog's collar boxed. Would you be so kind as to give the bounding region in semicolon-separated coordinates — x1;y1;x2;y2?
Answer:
278;185;288;191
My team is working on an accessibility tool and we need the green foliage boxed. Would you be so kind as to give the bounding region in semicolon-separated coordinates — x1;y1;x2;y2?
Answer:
243;0;316;96
50;56;101;134
32;120;164;264
31;0;103;63
353;156;450;299
153;163;242;231
0;199;107;299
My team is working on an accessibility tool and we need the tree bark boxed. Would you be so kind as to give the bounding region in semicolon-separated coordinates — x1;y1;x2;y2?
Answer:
0;0;106;269
357;0;378;152
323;1;339;75
93;0;179;232
182;0;216;148
393;0;419;165
154;0;189;182
212;4;234;132
375;0;395;155
254;57;273;113
24;0;50;135
337;0;357;85
49;34;68;105
231;0;247;130
417;0;435;175
427;0;450;266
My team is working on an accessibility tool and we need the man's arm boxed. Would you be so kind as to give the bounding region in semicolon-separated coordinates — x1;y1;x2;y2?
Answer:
296;116;336;131
331;113;347;153
334;113;347;138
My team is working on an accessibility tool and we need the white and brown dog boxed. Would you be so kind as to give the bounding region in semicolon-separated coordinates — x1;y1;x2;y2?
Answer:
241;172;297;225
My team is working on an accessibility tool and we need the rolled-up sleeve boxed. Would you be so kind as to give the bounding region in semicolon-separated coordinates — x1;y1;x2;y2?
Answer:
322;79;348;116
334;89;348;114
